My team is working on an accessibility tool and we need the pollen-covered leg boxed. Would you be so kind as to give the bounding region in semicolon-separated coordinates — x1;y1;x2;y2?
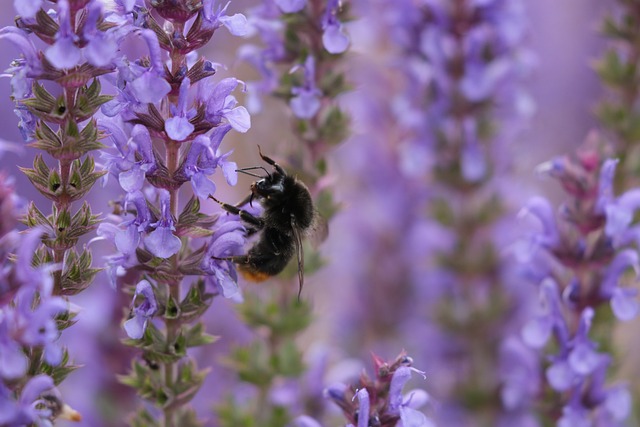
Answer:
208;195;264;228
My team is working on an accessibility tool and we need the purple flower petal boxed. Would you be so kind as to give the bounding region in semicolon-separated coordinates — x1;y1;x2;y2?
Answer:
191;172;217;200
220;13;249;36
118;166;145;193
323;24;349;54
165;116;195;141
224;106;251;133
521;315;552;348
546;360;574;391
290;91;321;119
356;388;370;427
123;315;146;339
275;0;307;13
130;71;172;104
611;287;639;321
14;0;43;19
221;159;238;186
605;386;632;421
45;37;81;70
144;226;181;258
568;343;600;376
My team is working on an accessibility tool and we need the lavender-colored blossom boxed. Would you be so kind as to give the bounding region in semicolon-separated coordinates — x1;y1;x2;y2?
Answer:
202;218;246;298
202;0;250;36
125;30;172;105
123;280;158;339
290;56;322;119
276;0;307;13
44;0;81;69
165;77;196;141
83;1;119;67
0;375;55;426
144;189;182;258
201;77;251;133
99;121;156;191
322;0;350;54
182;126;238;199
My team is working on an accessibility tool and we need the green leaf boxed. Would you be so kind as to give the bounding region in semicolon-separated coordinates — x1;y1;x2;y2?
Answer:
183;322;218;348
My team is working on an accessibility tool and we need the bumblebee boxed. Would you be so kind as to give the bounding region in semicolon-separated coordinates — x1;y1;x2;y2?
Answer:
209;146;315;299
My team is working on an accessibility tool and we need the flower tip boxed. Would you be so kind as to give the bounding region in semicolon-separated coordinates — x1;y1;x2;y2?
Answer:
59;403;82;422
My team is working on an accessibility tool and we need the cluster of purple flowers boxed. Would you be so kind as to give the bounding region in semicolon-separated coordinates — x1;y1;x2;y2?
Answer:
0;171;80;425
520;141;637;425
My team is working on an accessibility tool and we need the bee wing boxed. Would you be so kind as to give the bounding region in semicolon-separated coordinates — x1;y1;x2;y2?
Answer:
307;210;329;248
291;216;305;300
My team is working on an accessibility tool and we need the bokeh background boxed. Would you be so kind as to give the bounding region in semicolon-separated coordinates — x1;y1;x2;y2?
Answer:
0;0;634;426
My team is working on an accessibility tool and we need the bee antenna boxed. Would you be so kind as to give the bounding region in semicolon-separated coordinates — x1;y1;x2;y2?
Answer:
236;166;271;178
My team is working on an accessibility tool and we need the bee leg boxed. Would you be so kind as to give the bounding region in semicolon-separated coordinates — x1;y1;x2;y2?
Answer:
234;193;254;208
208;195;264;228
257;145;286;176
212;255;249;264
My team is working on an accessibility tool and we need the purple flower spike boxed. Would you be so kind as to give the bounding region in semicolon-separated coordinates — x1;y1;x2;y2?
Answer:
144;190;182;258
123;279;157;339
44;0;81;69
165;78;196;141
321;0;349;54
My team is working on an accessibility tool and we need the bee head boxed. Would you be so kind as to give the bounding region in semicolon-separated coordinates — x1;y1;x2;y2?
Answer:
251;171;285;198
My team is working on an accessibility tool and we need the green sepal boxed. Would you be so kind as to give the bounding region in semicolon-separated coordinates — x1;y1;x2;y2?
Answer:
55;310;79;331
73;79;114;121
163;360;210;411
65;157;108;202
59;248;102;296
176;196;217;238
238;294;312;337
216;398;257;427
273;340;305;377
225;341;273;387
124;322;183;364
174;409;204;427
118;359;166;404
318;106;350;146
165;294;181;319
41;349;82;385
183;322;218;348
594;48;636;89
178;280;214;323
21;82;60;120
129;408;161;427
19;155;63;201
